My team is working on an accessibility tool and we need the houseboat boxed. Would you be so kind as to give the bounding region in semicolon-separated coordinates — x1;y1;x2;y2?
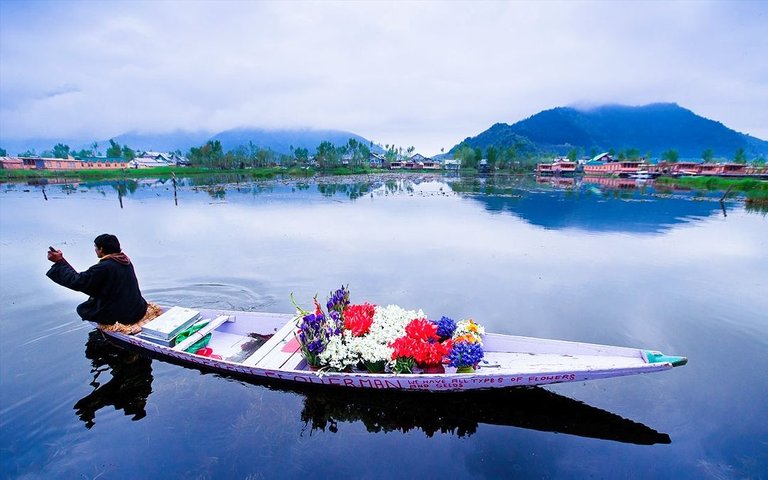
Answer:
667;162;764;178
536;157;577;175
583;153;647;177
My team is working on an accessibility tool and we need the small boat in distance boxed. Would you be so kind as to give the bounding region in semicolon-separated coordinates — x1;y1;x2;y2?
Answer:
98;307;687;392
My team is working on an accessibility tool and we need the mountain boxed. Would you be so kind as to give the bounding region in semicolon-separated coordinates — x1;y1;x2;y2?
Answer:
211;128;383;155
452;103;768;159
111;130;213;153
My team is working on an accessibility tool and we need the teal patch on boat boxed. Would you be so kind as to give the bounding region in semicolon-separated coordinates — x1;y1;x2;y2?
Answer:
643;350;688;367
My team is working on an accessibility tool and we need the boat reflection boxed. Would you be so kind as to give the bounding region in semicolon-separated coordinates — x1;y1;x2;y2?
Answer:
74;331;153;429
297;384;671;445
84;332;671;444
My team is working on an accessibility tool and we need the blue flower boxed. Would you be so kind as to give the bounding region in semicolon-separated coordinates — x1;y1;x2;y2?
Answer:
434;316;457;341
448;341;484;368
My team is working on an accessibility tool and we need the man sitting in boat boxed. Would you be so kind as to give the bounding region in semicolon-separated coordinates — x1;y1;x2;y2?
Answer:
46;234;158;334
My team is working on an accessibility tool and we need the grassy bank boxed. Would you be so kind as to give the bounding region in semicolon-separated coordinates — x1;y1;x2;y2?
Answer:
655;176;768;204
1;165;399;182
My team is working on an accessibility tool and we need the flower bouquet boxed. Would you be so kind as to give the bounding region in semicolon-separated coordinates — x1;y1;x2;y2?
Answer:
291;294;332;368
389;318;452;373
448;319;485;373
292;286;484;374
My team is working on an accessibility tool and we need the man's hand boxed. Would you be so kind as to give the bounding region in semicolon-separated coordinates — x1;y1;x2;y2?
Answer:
47;249;64;263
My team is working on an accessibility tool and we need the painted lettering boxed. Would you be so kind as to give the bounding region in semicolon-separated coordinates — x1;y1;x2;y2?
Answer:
384;379;402;389
358;378;373;388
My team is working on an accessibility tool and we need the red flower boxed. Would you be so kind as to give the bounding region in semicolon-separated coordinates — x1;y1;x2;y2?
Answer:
405;318;439;342
344;303;376;336
390;325;453;367
390;336;419;360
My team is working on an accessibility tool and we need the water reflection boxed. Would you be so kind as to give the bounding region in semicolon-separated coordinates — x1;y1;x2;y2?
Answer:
74;331;153;429
299;385;671;445
452;175;723;233
86;334;669;445
10;174;760;228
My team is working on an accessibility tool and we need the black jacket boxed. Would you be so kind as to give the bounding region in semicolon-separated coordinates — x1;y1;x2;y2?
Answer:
47;254;147;325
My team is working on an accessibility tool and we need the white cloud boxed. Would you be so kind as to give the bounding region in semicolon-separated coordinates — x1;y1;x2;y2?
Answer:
1;0;766;154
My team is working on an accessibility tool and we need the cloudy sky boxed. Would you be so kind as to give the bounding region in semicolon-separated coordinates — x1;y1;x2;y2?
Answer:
1;0;766;155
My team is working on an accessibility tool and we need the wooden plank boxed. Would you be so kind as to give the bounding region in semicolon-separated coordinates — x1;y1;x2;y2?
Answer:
240;319;297;367
257;335;302;370
173;315;233;352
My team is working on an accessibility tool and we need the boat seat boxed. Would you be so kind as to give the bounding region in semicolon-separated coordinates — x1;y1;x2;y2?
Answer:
241;318;297;367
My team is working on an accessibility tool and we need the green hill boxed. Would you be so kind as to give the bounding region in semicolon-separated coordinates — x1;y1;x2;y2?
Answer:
451;103;768;159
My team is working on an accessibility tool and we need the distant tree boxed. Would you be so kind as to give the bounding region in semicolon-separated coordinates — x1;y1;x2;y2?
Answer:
625;148;641;160
454;144;477;169
567;148;578;162
315;141;340;169
504;146;517;170
346;138;370;168
91;141;99;156
589;148;598;159
106;139;122;158
384;145;398;165
733;147;747;164
486;146;498;168
19;149;37;157
0;147;7;156
294;147;309;163
662;149;679;163
702;148;714;163
473;147;482;164
617;150;626;160
187;140;224;167
71;148;93;158
121;145;135;160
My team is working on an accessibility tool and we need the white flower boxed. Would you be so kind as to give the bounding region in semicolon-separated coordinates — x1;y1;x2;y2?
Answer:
347;335;392;364
368;304;424;344
318;335;357;371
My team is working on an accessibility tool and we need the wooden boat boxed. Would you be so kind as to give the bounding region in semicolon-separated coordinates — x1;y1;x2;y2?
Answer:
99;307;687;392
80;330;672;443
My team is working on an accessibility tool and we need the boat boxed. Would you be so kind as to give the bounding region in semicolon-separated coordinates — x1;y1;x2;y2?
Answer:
98;307;687;392
79;330;672;443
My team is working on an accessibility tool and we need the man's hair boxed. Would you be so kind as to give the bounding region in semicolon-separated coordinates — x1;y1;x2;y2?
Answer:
94;234;121;254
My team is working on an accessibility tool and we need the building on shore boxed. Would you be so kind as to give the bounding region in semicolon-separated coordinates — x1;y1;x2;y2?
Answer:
1;156;128;170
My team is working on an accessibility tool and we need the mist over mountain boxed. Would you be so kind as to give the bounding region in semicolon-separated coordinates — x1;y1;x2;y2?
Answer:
211;128;383;154
452;103;768;159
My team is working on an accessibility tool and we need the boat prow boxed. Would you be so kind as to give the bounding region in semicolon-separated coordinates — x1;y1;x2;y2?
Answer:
643;350;688;367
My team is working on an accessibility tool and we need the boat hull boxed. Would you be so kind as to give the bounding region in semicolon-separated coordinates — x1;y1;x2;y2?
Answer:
98;309;685;392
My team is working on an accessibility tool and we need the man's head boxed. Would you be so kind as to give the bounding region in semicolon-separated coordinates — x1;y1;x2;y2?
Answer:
94;234;121;256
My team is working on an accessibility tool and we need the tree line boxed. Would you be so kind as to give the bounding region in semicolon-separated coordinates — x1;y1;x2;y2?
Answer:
186;138;381;170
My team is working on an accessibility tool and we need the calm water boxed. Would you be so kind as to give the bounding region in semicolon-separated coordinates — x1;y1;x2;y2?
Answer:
1;174;766;478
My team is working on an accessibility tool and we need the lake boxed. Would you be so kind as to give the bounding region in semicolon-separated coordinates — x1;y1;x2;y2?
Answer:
1;173;766;478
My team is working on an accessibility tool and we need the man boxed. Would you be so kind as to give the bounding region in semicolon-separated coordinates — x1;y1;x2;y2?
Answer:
47;234;148;331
